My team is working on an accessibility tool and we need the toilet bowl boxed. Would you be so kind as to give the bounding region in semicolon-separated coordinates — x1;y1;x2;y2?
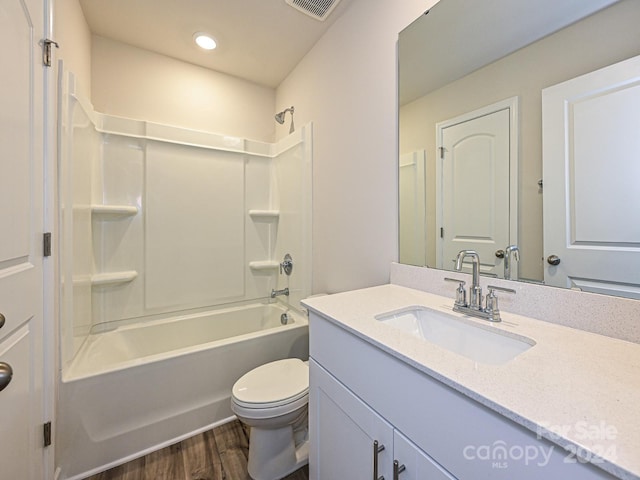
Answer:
231;358;309;480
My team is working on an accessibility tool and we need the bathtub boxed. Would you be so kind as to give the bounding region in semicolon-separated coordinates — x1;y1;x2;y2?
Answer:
56;302;309;480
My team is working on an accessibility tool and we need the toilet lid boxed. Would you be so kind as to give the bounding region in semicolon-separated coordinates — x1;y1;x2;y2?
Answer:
232;358;309;408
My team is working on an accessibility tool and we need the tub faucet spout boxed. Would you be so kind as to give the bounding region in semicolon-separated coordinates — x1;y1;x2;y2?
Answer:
270;287;289;298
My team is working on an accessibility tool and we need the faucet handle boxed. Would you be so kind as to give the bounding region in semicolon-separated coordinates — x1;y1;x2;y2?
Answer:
444;277;467;307
279;253;293;276
485;285;516;321
487;285;516;294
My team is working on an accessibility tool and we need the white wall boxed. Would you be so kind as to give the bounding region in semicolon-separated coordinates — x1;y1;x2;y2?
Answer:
54;0;92;99
276;0;434;294
91;36;277;142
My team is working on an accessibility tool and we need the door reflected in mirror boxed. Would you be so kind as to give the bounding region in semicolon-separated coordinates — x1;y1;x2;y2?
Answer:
398;0;640;299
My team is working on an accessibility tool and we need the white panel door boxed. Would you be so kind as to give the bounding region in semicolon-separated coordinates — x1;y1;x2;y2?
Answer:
438;107;511;277
542;54;640;298
0;0;46;478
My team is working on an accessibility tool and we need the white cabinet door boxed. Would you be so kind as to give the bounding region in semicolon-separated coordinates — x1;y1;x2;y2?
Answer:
309;359;393;480
393;429;457;480
0;0;46;478
542;54;640;298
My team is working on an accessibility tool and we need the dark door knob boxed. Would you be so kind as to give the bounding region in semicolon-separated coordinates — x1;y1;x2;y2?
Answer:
0;362;13;392
547;255;561;266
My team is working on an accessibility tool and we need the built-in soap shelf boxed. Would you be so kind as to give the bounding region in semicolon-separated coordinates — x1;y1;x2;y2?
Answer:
90;206;138;286
91;204;139;218
91;270;138;286
248;209;280;220
249;261;280;271
248;210;280;273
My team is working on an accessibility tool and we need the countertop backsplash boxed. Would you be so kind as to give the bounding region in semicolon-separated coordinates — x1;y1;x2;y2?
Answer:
390;262;640;345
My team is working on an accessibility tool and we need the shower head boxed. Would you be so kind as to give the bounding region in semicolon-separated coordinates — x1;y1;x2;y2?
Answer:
275;106;295;133
275;111;287;124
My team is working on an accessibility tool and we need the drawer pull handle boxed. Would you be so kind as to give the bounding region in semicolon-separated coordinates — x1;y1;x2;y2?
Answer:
393;460;406;480
373;440;385;480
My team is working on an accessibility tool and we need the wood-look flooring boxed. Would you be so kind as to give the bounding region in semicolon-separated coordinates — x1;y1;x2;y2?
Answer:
84;420;309;480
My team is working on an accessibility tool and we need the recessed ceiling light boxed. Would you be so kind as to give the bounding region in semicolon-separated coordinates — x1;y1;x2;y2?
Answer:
194;33;217;50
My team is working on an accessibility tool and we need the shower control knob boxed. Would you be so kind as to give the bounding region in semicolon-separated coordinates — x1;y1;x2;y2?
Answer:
547;255;561;266
280;253;293;276
0;362;13;392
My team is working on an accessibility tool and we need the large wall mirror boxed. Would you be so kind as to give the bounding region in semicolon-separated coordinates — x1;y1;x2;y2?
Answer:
398;0;640;299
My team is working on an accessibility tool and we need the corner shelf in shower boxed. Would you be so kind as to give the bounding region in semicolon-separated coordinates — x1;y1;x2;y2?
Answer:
249;261;280;271
91;204;139;218
91;270;138;286
248;210;280;220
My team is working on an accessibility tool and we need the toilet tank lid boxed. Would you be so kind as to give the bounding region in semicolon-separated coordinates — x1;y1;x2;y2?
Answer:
232;358;309;405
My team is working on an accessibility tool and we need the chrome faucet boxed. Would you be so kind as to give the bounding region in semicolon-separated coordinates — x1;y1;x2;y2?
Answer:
446;250;515;322
270;287;289;298
455;250;482;309
504;245;520;280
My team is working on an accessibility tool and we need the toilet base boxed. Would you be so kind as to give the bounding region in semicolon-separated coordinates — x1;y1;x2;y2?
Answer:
246;418;309;480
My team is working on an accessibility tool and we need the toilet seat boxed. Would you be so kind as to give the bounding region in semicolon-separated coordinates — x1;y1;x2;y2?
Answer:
232;358;309;410
230;358;310;478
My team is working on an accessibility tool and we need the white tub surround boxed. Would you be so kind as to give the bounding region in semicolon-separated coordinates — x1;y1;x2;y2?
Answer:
56;69;313;480
302;284;640;480
57;303;308;480
58;69;313;368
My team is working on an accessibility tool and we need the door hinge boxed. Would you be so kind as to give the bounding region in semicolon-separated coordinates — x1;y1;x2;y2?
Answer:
440;227;444;238
43;232;52;257
42;39;59;67
439;146;445;159
43;422;52;447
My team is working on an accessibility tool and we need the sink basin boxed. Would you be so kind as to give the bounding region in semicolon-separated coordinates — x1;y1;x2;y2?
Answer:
375;306;535;365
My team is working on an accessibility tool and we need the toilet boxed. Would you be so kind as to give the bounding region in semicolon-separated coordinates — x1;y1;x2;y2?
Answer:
231;358;309;480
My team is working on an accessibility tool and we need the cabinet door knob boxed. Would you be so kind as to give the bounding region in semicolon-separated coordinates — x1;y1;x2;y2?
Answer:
0;362;13;392
495;249;505;258
393;460;406;480
373;440;385;480
0;312;5;329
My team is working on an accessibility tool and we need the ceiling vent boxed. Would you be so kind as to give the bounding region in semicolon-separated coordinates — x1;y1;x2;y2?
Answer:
285;0;342;21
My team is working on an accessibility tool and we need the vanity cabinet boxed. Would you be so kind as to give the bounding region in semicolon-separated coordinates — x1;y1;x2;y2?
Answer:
311;359;456;480
311;358;393;479
308;311;618;480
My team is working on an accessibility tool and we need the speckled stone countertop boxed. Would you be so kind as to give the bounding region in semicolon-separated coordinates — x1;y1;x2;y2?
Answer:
302;284;640;480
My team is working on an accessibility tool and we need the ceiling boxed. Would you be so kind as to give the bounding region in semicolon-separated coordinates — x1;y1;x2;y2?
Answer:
79;0;352;88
